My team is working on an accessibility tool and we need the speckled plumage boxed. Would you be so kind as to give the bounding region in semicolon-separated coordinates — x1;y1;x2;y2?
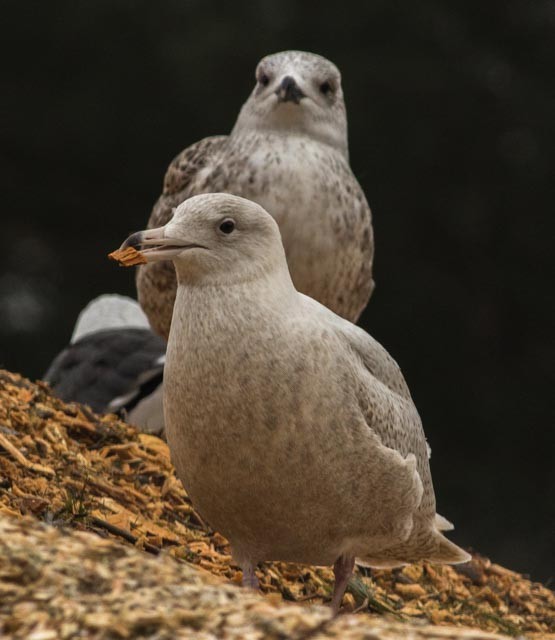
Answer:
121;194;469;606
137;51;374;339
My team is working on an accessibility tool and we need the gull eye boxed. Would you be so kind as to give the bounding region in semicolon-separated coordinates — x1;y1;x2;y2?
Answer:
258;73;270;87
320;81;333;95
219;218;235;234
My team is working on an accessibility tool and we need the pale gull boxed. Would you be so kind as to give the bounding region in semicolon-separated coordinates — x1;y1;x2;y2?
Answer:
137;50;374;339
116;193;469;613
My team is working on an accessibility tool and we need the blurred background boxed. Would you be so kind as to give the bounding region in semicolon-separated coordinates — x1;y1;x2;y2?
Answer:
1;1;553;582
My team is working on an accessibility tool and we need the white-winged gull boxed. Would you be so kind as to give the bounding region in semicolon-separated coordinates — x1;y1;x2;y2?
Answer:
114;193;470;613
137;50;374;339
44;294;166;434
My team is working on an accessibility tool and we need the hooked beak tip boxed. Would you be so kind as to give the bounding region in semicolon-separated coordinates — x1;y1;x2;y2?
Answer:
120;230;144;251
275;75;305;104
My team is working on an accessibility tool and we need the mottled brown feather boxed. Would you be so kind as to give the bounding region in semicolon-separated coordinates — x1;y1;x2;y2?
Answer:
136;137;228;337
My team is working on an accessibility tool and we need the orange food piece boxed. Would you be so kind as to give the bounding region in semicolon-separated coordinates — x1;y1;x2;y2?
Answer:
108;246;147;266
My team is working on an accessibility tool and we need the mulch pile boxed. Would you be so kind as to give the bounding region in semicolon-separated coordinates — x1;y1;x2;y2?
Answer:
1;516;510;640
0;369;553;638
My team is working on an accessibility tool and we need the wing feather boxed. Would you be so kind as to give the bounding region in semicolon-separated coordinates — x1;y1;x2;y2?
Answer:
137;136;228;338
44;328;165;415
149;135;228;228
300;294;435;515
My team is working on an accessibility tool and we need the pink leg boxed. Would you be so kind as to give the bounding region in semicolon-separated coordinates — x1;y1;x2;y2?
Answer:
330;555;355;614
241;561;260;589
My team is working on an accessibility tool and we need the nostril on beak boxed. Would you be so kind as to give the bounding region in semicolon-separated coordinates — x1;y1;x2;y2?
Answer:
121;231;144;250
280;76;296;92
276;76;305;104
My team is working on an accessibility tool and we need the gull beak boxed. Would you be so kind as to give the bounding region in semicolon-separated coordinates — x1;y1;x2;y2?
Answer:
116;226;201;263
120;227;165;251
275;76;305;104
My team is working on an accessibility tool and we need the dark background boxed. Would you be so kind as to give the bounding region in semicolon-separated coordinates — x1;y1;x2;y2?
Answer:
1;2;553;582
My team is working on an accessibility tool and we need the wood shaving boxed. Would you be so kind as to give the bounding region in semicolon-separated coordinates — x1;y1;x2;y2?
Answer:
0;370;553;639
108;246;147;266
0;516;516;640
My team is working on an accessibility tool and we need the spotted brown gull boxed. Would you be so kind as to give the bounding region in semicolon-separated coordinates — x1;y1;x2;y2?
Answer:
137;50;374;339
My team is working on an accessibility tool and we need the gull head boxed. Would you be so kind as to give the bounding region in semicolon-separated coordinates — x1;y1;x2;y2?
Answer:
118;194;287;285
233;50;348;156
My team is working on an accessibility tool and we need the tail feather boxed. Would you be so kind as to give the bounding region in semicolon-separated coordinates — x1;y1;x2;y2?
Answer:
427;532;471;565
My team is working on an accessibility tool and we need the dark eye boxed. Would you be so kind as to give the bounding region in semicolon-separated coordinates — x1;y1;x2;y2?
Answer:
320;81;333;95
258;73;270;87
219;218;235;234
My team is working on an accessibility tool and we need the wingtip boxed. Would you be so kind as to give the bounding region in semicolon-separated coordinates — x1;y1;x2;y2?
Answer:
434;513;455;532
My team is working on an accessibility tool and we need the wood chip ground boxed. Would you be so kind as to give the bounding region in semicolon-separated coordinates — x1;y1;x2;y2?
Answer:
0;370;553;639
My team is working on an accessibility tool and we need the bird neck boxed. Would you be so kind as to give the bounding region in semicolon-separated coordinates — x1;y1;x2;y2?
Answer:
171;269;297;343
230;122;349;161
